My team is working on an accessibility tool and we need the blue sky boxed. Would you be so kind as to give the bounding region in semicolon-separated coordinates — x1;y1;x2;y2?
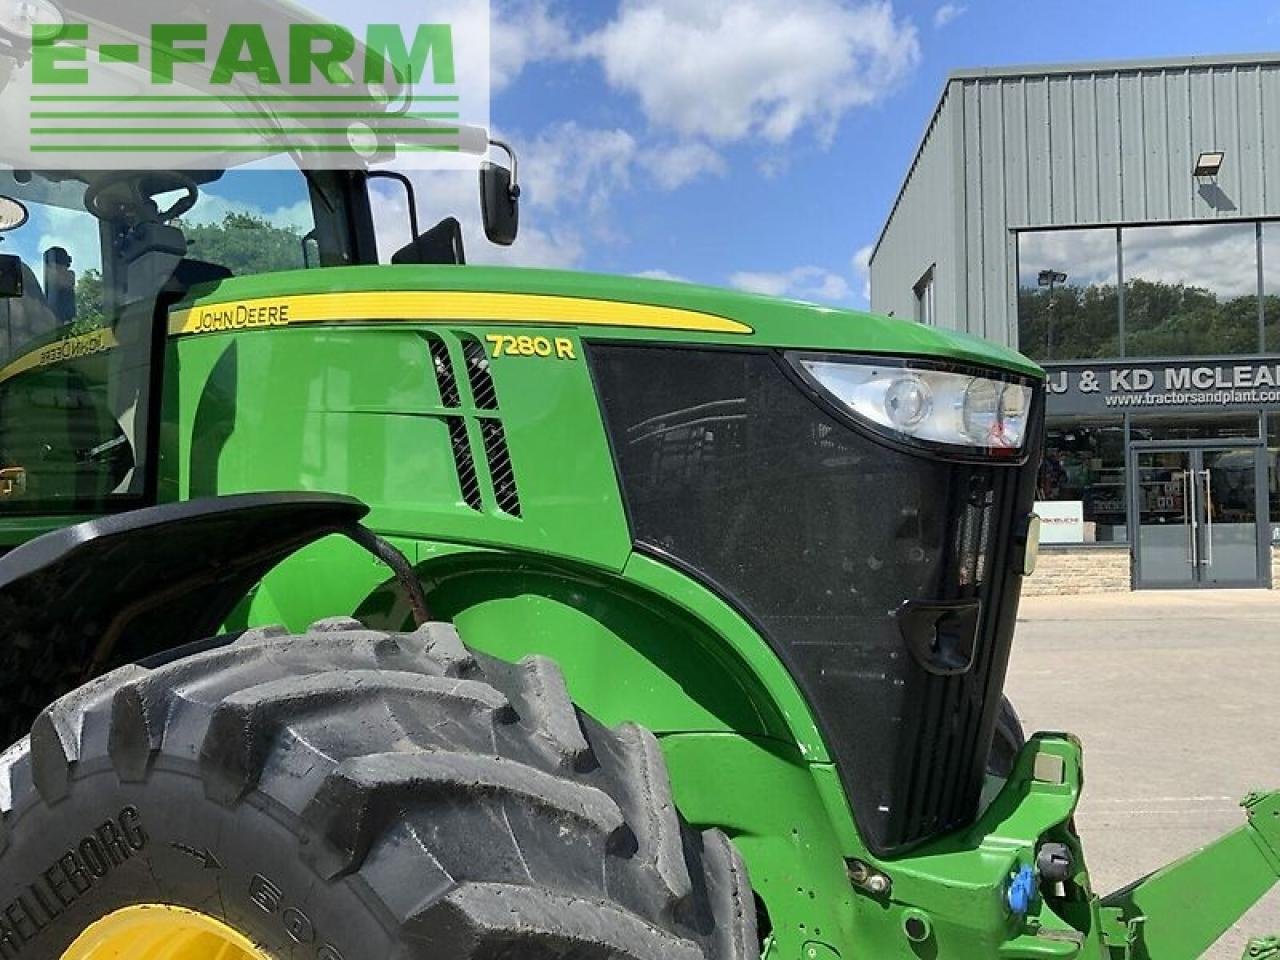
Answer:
412;0;1280;309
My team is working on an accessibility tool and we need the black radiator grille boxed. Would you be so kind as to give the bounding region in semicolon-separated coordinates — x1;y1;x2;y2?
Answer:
591;344;1040;854
480;419;521;517
461;336;499;410
447;416;483;511
426;333;522;519
426;334;461;407
892;469;1015;845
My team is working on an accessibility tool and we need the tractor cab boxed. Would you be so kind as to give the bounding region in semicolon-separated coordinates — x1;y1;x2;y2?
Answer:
0;151;517;511
2;7;1280;960
0;0;517;512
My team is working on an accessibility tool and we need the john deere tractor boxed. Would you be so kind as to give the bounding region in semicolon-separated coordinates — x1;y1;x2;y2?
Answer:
0;23;1276;960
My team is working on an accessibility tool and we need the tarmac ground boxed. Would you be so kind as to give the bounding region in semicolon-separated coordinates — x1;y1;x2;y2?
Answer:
1009;590;1280;959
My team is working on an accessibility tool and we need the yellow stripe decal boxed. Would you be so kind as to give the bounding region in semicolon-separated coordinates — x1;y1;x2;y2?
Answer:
168;291;753;337
0;327;119;386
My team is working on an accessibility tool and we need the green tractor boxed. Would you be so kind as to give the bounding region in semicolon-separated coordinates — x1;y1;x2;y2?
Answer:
0;62;1275;960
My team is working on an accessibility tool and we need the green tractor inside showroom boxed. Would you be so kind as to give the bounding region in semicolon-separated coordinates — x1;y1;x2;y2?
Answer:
0;16;1277;960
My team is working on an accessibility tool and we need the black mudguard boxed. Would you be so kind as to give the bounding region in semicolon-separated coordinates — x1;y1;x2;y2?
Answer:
0;492;369;741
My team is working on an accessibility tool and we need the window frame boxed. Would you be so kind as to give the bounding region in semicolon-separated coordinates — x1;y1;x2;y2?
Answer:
1015;216;1280;363
913;265;936;326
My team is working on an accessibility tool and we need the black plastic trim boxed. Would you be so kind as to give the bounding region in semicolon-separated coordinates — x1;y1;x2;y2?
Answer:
0;492;367;660
896;600;983;676
586;340;1047;857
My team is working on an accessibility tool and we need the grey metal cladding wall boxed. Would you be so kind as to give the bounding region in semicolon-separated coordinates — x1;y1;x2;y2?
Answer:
869;89;962;327
958;63;1280;347
978;64;1280;228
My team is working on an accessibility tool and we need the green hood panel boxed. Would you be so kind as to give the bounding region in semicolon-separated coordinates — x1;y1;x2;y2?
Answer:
175;264;1043;378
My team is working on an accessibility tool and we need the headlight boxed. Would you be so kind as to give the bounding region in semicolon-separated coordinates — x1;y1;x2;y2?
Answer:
0;0;62;39
790;353;1035;455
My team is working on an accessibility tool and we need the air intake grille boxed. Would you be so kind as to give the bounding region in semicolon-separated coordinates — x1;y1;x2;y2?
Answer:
480;419;521;517
461;336;499;410
426;333;522;518
427;334;461;407
447;416;483;511
892;470;1011;846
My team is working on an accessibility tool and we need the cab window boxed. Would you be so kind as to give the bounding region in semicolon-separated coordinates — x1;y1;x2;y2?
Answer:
0;174;136;510
0;165;352;514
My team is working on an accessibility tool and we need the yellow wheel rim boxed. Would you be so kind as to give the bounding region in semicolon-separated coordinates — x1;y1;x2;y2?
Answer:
60;904;273;960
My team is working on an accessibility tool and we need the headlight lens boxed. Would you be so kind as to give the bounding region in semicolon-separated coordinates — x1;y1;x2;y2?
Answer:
0;0;62;39
793;354;1034;454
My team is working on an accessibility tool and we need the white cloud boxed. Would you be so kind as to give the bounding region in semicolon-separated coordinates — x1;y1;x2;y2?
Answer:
853;243;874;303
491;1;575;91
932;3;967;28
757;153;792;180
730;265;852;303
30;206;102;281
640;141;727;189
635;268;691;282
520;122;638;217
367;119;651;272
1018;224;1260;299
482;225;585;269
1124;224;1258;299
1018;229;1117;290
584;0;920;145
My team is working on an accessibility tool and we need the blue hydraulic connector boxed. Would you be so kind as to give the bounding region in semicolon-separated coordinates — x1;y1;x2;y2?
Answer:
1007;865;1036;916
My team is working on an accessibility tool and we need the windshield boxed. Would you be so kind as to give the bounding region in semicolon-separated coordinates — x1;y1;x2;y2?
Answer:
0;164;356;513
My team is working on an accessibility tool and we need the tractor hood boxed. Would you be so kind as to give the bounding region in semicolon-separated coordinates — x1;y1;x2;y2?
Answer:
169;265;1045;379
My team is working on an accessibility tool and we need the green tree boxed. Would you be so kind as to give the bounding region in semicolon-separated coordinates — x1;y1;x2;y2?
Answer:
178;211;306;277
64;214;305;334
1019;278;1265;361
73;268;105;332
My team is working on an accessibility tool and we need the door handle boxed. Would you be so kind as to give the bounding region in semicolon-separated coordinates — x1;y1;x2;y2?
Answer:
1200;468;1214;567
1183;469;1195;565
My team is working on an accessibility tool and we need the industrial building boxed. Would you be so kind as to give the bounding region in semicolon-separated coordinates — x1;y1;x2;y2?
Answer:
871;53;1280;592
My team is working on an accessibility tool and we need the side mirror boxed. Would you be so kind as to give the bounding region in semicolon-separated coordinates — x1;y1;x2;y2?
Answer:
392;217;466;266
0;254;23;298
481;146;520;247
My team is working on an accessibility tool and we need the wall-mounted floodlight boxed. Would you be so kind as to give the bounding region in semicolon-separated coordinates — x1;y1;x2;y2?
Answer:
1038;269;1067;288
1193;151;1225;178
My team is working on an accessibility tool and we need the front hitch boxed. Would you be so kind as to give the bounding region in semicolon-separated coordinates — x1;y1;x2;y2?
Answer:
1101;789;1280;959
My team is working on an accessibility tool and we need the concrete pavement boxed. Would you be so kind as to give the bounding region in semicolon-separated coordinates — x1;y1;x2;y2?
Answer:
1008;590;1280;958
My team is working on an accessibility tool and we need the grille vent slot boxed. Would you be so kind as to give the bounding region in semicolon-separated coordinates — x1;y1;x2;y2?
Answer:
894;467;1012;847
427;335;460;407
480;419;521;517
447;417;483;511
953;478;996;592
461;336;499;410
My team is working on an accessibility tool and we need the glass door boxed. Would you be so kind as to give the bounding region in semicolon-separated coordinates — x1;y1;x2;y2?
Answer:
1135;449;1196;586
1199;448;1260;586
1135;446;1263;587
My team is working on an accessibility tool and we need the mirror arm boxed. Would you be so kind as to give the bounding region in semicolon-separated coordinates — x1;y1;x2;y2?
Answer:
367;170;421;242
488;139;522;199
300;228;317;269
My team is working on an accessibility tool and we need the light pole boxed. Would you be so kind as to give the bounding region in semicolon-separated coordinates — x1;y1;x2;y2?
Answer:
1038;269;1068;361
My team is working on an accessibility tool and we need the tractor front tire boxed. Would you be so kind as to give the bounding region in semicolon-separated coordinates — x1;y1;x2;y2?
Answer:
987;695;1026;778
0;620;757;960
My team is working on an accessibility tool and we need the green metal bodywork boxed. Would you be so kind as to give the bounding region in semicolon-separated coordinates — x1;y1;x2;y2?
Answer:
4;263;1276;957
